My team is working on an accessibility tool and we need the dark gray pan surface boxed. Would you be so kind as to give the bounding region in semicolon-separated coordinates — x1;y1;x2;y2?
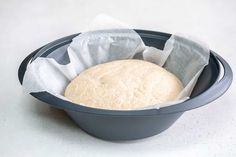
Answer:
18;30;233;140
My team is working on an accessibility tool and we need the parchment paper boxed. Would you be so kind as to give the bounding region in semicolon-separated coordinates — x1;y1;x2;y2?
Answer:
22;15;209;109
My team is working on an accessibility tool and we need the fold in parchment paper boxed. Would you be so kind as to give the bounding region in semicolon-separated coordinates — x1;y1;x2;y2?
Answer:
23;15;209;109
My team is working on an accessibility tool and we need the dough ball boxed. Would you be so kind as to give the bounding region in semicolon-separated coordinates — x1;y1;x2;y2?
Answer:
64;59;183;110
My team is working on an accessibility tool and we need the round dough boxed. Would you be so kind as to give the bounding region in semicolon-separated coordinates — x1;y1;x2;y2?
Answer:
64;59;183;110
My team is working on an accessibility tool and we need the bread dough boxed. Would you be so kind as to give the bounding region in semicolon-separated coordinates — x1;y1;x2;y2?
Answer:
64;59;183;110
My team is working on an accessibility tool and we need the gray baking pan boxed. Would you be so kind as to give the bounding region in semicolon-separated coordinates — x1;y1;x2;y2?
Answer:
18;30;233;140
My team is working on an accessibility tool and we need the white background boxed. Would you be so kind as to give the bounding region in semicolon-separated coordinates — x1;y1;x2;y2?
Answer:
0;0;235;156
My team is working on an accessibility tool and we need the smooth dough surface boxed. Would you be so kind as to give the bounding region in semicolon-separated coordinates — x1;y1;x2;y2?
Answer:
64;59;183;110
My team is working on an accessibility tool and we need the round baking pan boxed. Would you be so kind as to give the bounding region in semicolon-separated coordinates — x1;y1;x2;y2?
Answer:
18;30;233;140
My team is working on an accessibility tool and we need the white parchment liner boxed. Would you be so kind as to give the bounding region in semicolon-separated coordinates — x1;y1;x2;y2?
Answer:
22;15;209;109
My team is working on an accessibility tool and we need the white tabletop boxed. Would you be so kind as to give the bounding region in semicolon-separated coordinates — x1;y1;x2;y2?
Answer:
0;0;235;157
